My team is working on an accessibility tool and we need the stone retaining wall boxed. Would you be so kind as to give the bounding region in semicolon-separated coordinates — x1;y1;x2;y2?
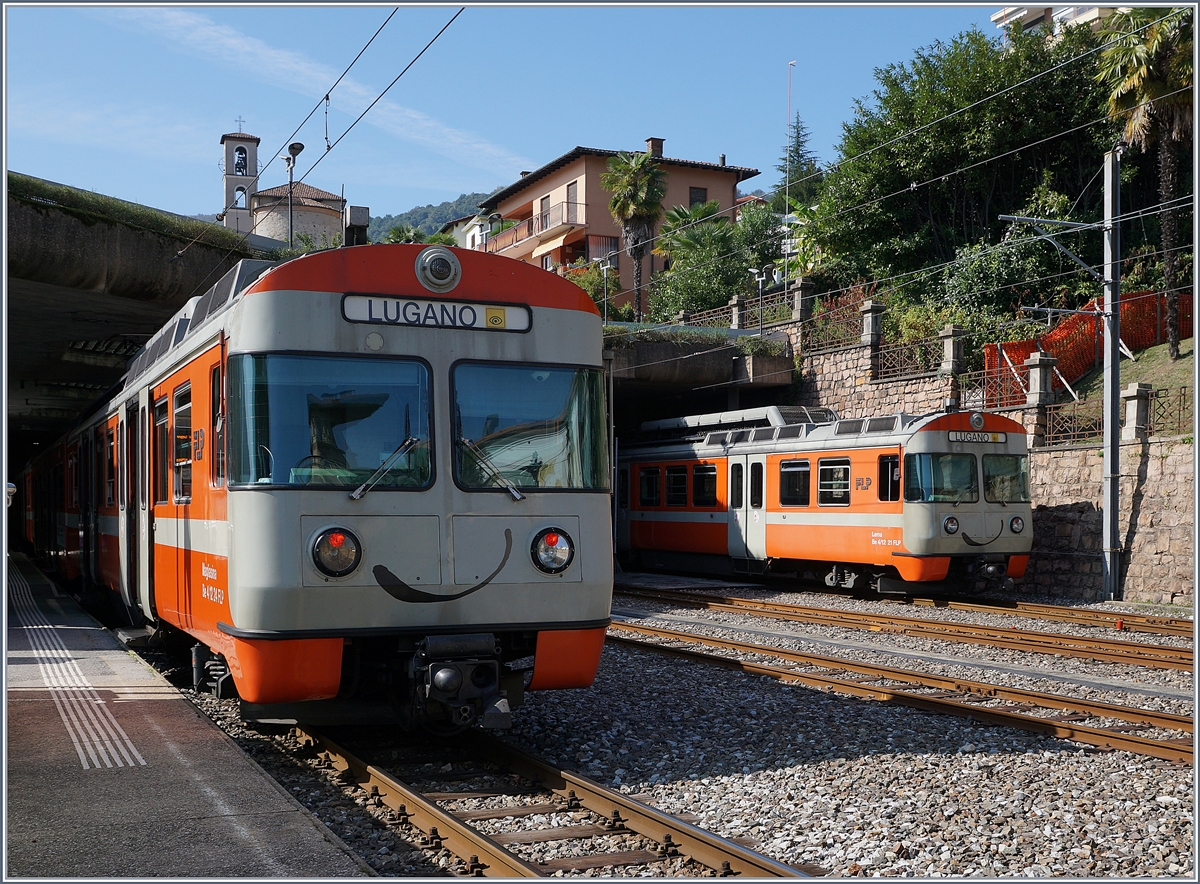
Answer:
1022;437;1193;605
795;343;950;418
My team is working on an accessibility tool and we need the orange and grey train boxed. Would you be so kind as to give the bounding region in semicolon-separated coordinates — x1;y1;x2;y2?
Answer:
616;406;1032;592
21;244;613;730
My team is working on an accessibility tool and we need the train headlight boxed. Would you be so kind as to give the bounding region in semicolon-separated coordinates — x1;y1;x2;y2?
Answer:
313;527;362;578
531;527;574;574
970;412;985;430
1009;516;1025;534
943;516;960;535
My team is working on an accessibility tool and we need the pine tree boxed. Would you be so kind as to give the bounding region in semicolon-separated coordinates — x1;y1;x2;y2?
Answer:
770;112;823;213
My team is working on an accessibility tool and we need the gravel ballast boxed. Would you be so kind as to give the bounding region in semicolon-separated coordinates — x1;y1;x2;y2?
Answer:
137;580;1193;878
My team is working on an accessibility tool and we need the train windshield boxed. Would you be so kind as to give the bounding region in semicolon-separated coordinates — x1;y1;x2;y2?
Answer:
982;454;1031;503
227;354;432;489
452;363;608;492
903;453;978;503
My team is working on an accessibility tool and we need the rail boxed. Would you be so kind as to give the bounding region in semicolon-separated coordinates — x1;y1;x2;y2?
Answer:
614;587;1193;670
896;595;1195;638
293;726;812;877
608;625;1192;764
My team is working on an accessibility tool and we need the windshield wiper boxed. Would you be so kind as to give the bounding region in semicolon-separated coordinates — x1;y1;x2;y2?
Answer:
351;405;418;500
350;436;419;500
460;436;525;501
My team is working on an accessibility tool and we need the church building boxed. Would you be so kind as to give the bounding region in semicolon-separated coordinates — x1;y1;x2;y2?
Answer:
218;128;345;247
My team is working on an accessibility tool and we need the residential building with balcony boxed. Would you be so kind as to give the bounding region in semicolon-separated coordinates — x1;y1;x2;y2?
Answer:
991;6;1116;37
476;137;758;306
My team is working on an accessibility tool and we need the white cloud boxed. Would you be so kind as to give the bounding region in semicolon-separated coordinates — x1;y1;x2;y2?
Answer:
106;8;532;175
7;90;211;163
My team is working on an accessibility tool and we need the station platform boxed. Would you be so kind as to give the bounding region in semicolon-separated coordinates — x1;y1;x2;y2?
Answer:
5;554;372;878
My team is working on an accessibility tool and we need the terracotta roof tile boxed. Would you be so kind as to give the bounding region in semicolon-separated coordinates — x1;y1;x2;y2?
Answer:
253;182;342;201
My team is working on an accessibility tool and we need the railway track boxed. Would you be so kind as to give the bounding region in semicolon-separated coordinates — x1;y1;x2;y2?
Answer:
607;623;1193;765
617;587;1193;671
891;595;1195;639
290;725;818;877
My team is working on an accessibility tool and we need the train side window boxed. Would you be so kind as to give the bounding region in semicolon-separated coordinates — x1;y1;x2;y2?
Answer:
154;398;170;504
174;385;192;503
878;455;901;501
211;365;225;487
749;462;763;509
105;428;116;505
639;467;660;507
118;422;126;510
730;463;744;509
618;469;629;508
780;460;810;506
692;464;717;507
818;458;851;506
665;466;688;506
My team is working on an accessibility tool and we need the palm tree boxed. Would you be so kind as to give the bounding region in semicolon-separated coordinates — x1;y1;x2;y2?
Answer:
1097;7;1194;359
383;223;427;244
600;151;667;320
653;199;727;265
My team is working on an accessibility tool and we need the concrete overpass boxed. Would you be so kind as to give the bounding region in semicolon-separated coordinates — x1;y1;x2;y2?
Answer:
6;174;267;474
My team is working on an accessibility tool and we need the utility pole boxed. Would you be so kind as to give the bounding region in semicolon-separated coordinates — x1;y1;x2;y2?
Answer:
999;141;1125;601
1101;143;1124;601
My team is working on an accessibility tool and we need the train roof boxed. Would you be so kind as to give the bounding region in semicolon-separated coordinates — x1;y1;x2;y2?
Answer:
122;259;276;386
621;408;1025;458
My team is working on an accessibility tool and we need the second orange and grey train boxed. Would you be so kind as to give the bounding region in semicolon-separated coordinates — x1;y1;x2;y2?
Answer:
616;406;1032;592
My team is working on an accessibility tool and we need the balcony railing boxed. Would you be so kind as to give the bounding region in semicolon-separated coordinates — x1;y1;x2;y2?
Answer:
485;202;587;253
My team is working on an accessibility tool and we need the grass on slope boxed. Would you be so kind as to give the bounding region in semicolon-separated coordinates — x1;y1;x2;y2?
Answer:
1072;336;1194;399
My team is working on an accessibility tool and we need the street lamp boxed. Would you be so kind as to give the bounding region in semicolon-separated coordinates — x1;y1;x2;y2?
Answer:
592;251;616;323
283;141;304;247
750;264;775;337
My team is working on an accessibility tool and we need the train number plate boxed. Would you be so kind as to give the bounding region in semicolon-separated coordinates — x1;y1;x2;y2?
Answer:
948;431;1007;443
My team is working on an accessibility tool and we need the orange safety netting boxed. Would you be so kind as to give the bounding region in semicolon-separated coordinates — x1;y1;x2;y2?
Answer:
984;290;1193;392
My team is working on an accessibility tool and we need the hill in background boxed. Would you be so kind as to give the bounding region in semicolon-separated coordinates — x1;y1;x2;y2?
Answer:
368;191;494;241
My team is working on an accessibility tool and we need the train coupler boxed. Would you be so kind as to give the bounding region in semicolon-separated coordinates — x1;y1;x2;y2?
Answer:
412;633;511;730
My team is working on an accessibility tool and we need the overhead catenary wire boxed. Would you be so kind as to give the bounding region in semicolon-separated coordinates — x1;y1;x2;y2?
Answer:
177;7;462;306
594;84;1193;329
174;6;401;264
602;10;1180;264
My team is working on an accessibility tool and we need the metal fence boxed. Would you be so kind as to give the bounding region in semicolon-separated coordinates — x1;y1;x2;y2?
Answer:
876;336;942;380
1149;386;1194;437
956;368;1028;411
686;304;734;328
744;290;794;331
800;302;862;353
1043;397;1105;445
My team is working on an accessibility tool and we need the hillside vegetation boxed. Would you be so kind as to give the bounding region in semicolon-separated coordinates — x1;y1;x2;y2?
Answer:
1074;337;1194;399
368;191;494;241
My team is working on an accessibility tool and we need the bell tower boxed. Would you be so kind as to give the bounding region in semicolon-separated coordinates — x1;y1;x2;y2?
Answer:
219;121;260;232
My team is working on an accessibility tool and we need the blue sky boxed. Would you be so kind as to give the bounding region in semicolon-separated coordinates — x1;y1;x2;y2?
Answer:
4;3;1002;219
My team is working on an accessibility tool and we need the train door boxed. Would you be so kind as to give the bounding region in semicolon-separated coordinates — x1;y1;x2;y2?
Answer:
81;431;96;583
727;456;747;558
150;392;177;623
136;389;154;619
727;454;768;566
120;400;140;616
